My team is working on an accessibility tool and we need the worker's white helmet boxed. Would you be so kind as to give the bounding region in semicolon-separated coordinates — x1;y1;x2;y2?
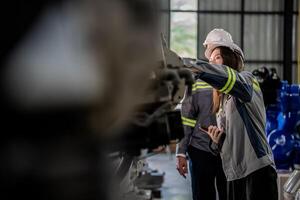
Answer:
203;28;244;61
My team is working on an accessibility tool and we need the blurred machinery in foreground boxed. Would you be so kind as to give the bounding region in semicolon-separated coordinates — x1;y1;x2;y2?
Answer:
0;0;193;200
107;33;195;199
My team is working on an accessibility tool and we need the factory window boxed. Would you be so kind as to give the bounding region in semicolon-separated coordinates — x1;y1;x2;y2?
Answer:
170;0;197;58
160;0;299;83
171;12;197;58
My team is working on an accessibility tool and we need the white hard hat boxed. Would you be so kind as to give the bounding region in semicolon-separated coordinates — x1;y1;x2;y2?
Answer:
203;28;244;61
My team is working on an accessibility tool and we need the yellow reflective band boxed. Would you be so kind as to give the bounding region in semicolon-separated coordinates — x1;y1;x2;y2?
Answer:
192;82;209;88
192;85;212;91
253;82;260;91
182;121;196;127
181;117;197;125
194;82;209;85
252;79;261;91
224;68;236;94
253;84;260;92
181;116;197;124
253;79;260;87
219;67;232;92
181;116;196;127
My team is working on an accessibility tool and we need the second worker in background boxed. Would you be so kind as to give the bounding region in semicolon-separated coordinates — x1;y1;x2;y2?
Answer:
176;76;227;200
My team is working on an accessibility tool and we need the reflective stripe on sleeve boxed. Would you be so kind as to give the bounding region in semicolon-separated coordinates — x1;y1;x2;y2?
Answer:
219;67;232;92
182;121;196;127
219;67;236;94
224;68;236;94
252;78;261;91
181;116;196;127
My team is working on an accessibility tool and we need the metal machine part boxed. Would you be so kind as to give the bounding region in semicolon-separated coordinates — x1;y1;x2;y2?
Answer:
283;167;300;200
111;153;164;200
296;189;300;200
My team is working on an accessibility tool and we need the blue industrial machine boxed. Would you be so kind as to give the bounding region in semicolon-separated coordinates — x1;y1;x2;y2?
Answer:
253;67;300;170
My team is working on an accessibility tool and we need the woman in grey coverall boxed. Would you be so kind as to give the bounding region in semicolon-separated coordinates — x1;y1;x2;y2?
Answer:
194;28;278;200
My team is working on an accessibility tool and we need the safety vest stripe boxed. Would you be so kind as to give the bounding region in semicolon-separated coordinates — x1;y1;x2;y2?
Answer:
193;84;210;88
253;82;260;91
181;116;197;124
219;67;232;92
182;121;196;127
252;79;261;91
192;85;212;91
192;82;210;88
253;79;260;87
193;82;209;85
224;68;236;94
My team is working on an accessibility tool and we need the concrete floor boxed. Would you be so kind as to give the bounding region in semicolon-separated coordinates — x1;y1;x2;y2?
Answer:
147;153;286;200
146;153;193;200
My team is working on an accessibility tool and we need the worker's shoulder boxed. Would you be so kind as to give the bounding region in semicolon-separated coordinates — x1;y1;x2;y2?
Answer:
239;70;255;78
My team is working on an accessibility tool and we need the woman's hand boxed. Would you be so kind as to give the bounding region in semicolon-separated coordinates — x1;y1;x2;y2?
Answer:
201;125;224;144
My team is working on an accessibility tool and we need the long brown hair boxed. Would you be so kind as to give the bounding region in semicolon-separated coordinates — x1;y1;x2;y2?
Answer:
212;46;244;113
